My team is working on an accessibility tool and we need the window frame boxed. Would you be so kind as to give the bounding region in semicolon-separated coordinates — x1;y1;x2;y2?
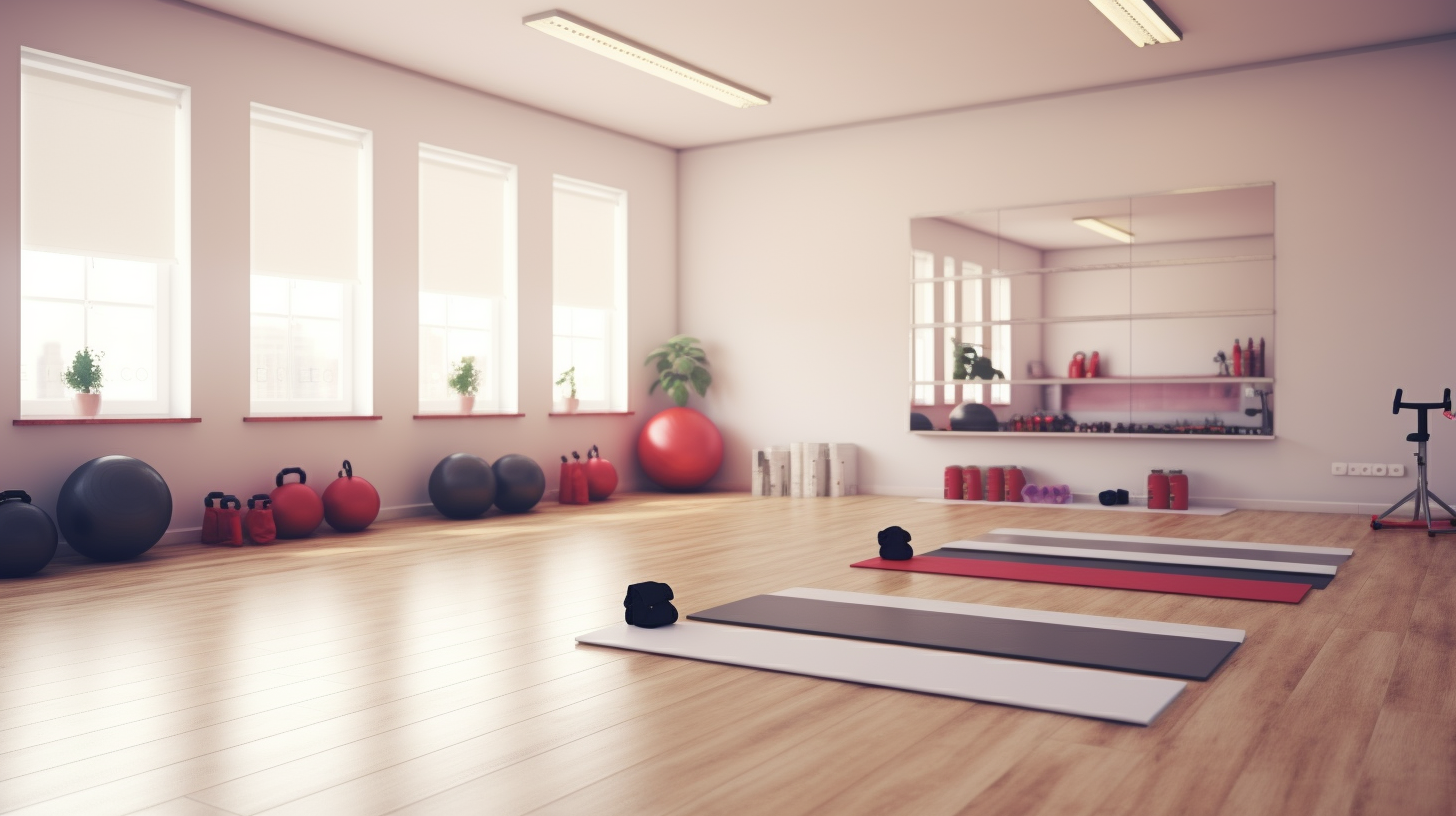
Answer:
551;175;628;413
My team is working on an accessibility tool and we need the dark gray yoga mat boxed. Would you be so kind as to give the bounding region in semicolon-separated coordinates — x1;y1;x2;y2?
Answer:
977;532;1350;566
687;594;1239;680
925;547;1334;589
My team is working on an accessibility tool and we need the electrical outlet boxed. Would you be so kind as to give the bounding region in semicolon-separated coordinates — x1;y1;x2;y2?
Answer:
1389;463;1406;477
1372;464;1388;476
1357;463;1374;476
1331;462;1348;475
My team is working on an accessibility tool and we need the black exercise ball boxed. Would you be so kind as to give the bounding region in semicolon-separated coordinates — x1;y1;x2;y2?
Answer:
428;453;496;519
910;412;934;431
949;402;1000;432
491;454;546;514
0;490;58;578
57;456;172;562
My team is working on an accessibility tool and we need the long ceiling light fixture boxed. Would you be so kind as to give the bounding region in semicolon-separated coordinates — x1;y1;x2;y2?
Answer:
1073;217;1134;244
523;10;770;108
1087;0;1182;47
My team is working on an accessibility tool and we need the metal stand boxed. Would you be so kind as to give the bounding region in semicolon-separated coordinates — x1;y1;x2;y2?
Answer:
1372;388;1456;536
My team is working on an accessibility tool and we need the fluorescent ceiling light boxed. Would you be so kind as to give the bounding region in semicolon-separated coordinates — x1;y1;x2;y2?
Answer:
523;10;770;108
1087;0;1182;47
1074;217;1134;244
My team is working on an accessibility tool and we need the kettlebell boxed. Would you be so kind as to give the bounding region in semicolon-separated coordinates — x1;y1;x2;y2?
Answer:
269;467;324;539
322;460;380;533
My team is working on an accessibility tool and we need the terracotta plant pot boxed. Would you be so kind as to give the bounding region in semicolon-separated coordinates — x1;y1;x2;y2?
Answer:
458;394;475;414
74;392;101;417
563;397;580;414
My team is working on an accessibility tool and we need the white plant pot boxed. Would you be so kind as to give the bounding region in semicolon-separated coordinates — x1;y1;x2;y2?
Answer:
563;397;580;414
74;392;101;417
458;394;476;414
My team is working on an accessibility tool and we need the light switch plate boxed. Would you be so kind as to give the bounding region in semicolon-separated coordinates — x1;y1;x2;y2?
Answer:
1357;463;1374;476
1372;464;1388;476
1389;463;1406;477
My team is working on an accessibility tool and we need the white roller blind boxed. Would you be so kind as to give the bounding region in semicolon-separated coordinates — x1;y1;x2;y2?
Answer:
21;66;179;261
250;111;366;280
419;151;509;297
552;185;620;310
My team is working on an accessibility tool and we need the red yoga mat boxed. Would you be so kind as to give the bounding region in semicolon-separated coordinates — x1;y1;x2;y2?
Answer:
851;555;1311;603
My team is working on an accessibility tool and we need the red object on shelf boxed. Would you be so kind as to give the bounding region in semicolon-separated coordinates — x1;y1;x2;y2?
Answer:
637;407;724;491
986;467;1005;502
1231;339;1242;376
1169;470;1190;511
963;467;983;501
1088;351;1100;378
1148;470;1171;510
584;446;619;501
1256;338;1266;377
1068;352;1086;379
944;466;965;500
322;460;381;533
850;556;1311;603
1005;467;1027;503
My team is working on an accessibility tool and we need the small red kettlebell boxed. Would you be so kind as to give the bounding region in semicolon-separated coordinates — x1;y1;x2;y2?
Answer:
270;467;324;539
585;445;619;501
323;460;380;533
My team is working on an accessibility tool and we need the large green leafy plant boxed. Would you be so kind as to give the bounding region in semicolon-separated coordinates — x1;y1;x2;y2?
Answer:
64;347;104;394
646;335;711;407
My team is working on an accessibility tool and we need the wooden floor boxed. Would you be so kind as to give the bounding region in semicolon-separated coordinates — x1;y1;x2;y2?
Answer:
1;493;1452;816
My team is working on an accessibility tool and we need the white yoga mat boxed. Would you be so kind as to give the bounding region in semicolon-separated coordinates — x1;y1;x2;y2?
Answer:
771;587;1245;643
940;539;1337;576
918;497;1235;516
577;621;1186;725
991;528;1354;560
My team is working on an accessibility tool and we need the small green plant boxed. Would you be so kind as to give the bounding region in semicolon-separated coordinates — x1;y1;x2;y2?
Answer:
555;366;577;399
646;335;711;407
64;347;104;394
447;356;480;396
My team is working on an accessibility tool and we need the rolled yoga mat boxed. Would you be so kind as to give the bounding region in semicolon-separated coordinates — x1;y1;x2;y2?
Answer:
850;555;1312;603
686;587;1243;680
576;621;1186;725
923;548;1335;590
973;528;1353;567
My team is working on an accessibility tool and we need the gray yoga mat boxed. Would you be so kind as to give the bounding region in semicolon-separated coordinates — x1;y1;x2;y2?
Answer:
976;532;1350;567
687;594;1239;680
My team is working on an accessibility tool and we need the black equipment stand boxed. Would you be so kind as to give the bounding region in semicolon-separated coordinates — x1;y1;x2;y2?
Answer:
1372;388;1456;536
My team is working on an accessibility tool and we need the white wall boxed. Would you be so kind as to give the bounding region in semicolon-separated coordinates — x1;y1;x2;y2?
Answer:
0;0;679;545
680;39;1456;512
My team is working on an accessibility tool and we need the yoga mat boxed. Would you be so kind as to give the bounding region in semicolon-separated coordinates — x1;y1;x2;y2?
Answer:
917;497;1236;516
851;555;1311;603
925;548;1335;589
686;592;1240;679
576;621;1185;725
943;538;1337;576
979;528;1353;567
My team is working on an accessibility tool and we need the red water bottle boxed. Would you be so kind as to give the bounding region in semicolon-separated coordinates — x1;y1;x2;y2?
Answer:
1148;469;1170;510
963;467;983;501
986;467;1005;502
1169;470;1189;510
944;466;964;500
1005;467;1027;503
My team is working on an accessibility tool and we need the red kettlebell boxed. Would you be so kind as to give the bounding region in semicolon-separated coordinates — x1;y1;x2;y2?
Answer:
585;445;619;501
323;460;380;533
270;467;324;539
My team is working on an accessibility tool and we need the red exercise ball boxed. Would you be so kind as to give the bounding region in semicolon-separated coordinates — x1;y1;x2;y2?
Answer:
637;407;723;491
270;467;324;539
323;460;380;533
585;445;619;501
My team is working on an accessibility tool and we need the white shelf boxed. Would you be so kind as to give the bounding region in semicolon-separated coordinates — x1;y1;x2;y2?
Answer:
911;430;1276;440
915;377;1273;387
913;308;1273;329
911;254;1274;283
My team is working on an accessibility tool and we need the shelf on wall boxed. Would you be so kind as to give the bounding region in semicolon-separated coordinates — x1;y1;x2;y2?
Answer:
243;415;383;422
414;413;525;420
915;377;1274;387
912;254;1274;283
548;411;636;417
913;308;1273;329
911;430;1276;440
12;417;202;426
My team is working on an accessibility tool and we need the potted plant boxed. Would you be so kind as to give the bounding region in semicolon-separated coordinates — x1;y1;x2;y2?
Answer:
639;336;722;491
448;355;480;413
64;347;104;417
556;366;579;413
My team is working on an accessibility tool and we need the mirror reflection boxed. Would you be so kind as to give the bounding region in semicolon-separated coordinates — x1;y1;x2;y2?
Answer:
910;183;1274;437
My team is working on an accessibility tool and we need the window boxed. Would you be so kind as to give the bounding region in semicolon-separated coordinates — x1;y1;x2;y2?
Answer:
910;250;935;406
19;49;189;417
960;261;984;404
552;177;627;412
249;105;371;415
990;275;1012;404
418;145;517;414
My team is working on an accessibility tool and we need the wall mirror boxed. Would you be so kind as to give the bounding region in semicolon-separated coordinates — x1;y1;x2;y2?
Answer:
909;183;1274;438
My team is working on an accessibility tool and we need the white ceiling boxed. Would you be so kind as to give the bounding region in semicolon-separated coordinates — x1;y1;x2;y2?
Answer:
186;0;1456;149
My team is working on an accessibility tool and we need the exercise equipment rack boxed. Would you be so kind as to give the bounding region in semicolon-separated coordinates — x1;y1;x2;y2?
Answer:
1372;388;1456;536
